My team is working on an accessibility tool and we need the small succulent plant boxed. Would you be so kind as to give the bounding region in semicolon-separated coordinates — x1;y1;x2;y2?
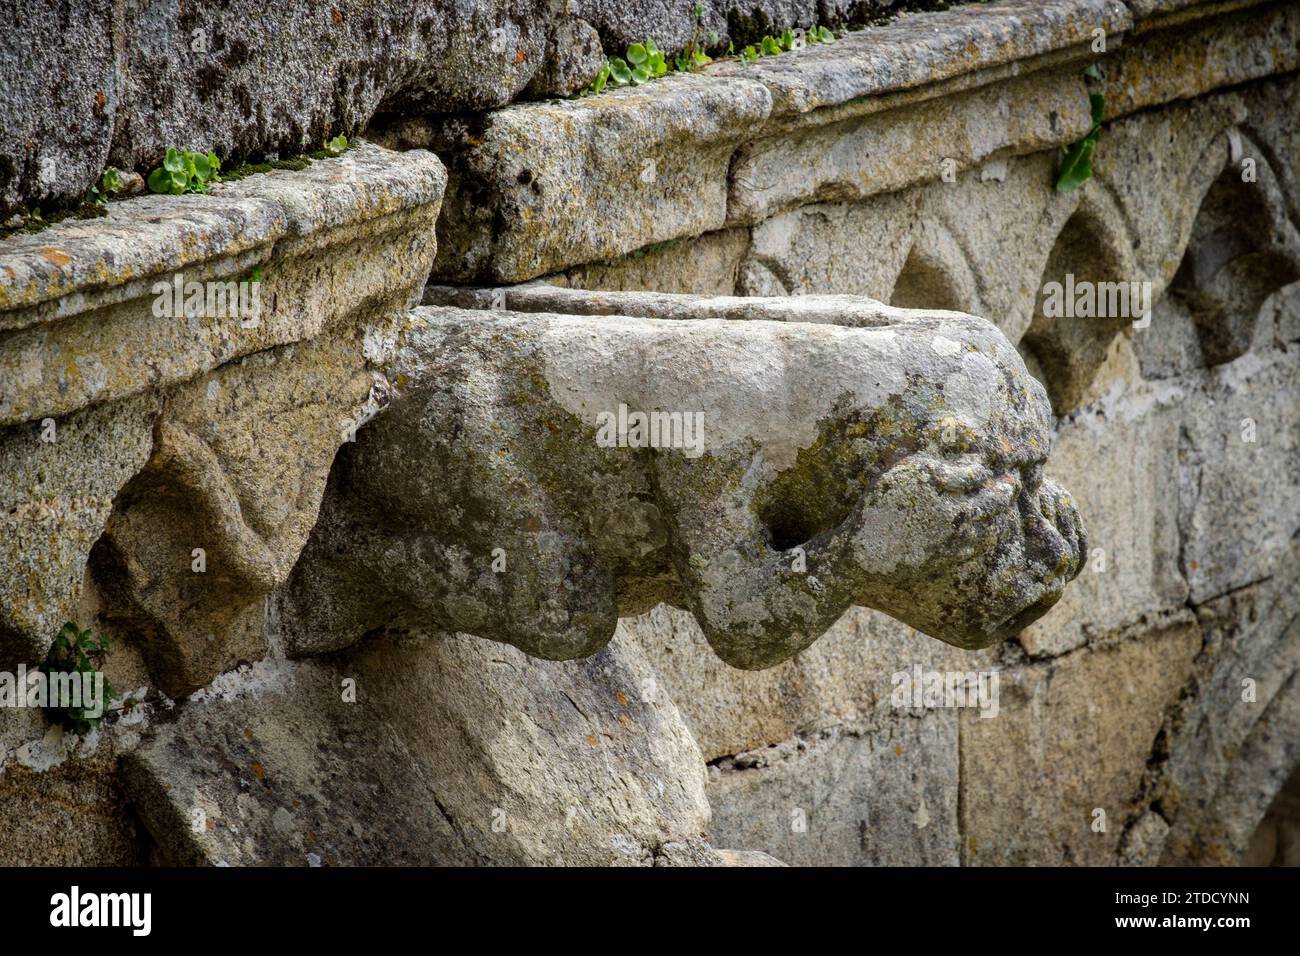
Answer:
740;25;834;64
584;24;834;97
146;147;221;195
84;166;126;205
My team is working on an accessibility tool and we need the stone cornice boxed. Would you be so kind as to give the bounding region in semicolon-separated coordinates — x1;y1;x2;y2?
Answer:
0;145;445;426
410;0;1298;283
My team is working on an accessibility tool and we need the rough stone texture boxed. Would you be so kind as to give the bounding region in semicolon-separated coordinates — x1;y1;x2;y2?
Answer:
122;630;712;866
588;34;1299;867
622;600;968;750
0;143;446;685
620;598;987;862
549;228;752;297
0;657;161;866
0;742;145;866
375;74;772;282
583;1;898;56
1100;0;1300;122
1013;379;1188;659
1243;764;1300;866
280;293;1085;669
712;847;788;866
4;0;1298;868
0;1;564;216
0;393;156;666
418;0;1296;287
708;0;1131;118
960;619;1202;865
524;15;607;99
0;0;116;220
419;0;1125;282
725;63;1094;225
92;329;386;697
1174;354;1300;606
3;0;1046;217
1152;559;1300;865
708;713;960;865
1117;810;1172;867
0;144;445;420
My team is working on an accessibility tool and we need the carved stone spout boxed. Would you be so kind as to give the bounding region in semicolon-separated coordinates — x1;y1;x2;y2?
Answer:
281;291;1087;669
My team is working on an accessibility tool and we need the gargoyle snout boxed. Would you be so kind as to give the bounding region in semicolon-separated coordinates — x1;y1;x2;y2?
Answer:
1024;477;1089;586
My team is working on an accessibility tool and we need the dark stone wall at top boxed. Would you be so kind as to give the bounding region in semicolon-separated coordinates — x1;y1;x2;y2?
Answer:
0;0;929;218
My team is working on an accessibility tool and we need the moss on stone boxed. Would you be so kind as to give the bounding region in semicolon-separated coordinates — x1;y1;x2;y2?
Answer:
1;202;108;241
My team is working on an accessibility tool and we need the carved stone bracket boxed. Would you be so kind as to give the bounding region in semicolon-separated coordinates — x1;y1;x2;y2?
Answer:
0;144;446;695
280;289;1087;669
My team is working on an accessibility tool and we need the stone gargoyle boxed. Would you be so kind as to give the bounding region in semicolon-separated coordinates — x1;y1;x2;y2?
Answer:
279;290;1087;669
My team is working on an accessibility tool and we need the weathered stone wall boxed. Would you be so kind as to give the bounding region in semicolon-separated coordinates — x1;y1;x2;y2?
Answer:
404;0;1300;866
0;0;938;218
0;0;1296;866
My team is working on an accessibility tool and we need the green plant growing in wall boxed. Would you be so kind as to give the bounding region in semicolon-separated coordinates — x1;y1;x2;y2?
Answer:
322;134;349;157
674;48;713;71
6;138;345;240
147;147;221;195
676;2;715;72
627;38;670;82
1056;67;1105;193
84;166;126;205
587;61;611;94
41;622;118;734
583;22;834;96
586;38;665;92
740;25;835;63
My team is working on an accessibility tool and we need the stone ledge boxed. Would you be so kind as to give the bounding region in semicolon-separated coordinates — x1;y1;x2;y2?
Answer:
0;143;444;319
396;74;771;283
0;143;446;425
707;0;1131;120
415;0;1296;283
425;281;967;326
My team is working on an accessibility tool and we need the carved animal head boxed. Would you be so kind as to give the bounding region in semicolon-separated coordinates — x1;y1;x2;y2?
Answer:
736;320;1087;657
624;305;1090;668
